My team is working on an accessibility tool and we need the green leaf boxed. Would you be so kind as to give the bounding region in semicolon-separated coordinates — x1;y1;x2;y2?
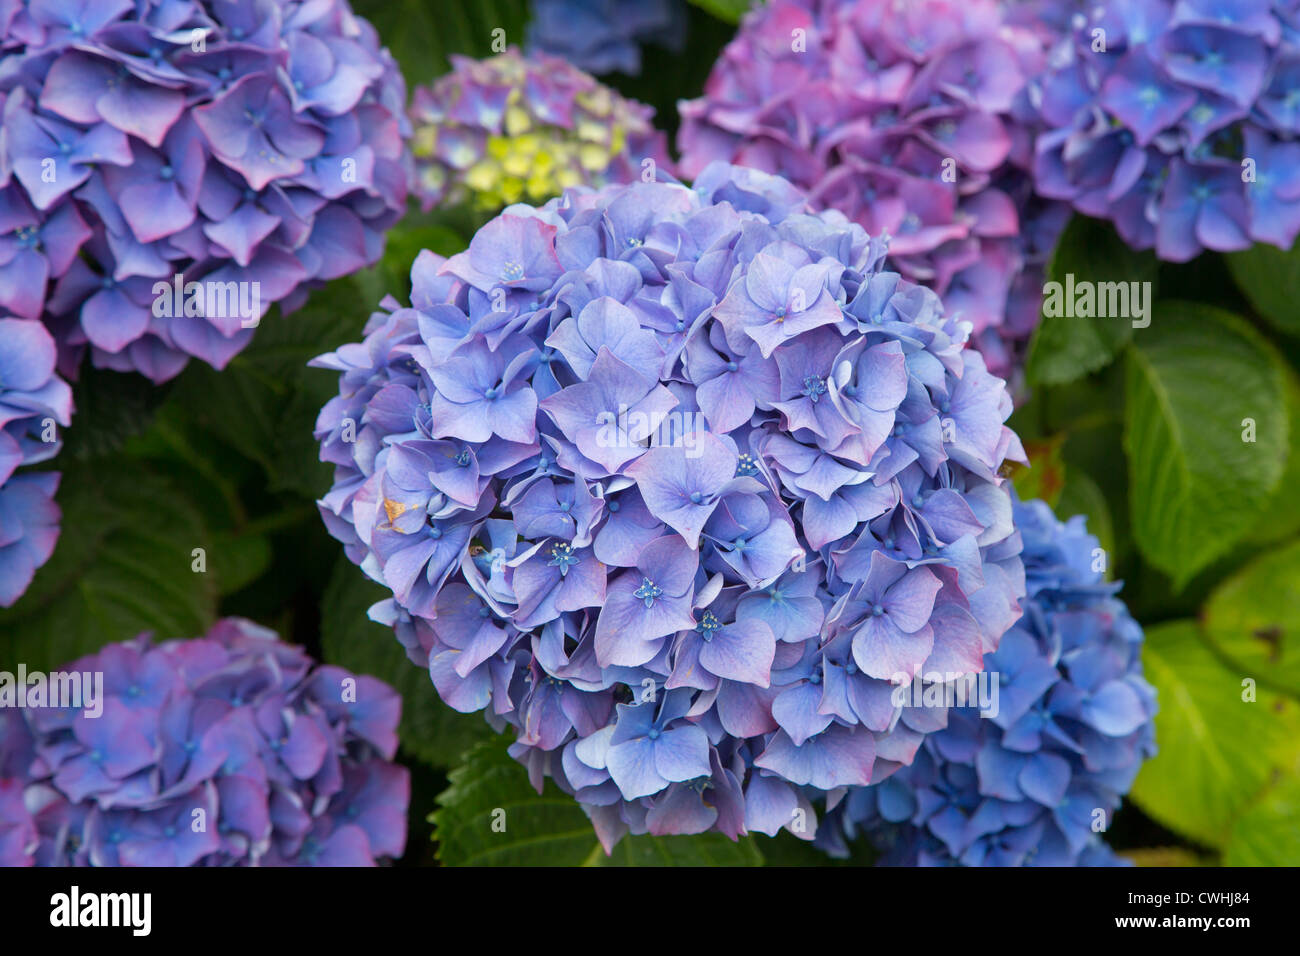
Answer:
353;214;473;309
1012;436;1066;508
59;365;172;461
686;0;753;23
349;0;531;87
1203;537;1300;698
162;277;372;500
756;829;875;866
433;736;764;866
1226;241;1300;337
1025;215;1159;386
0;463;218;669
1122;303;1288;587
1124;847;1212;867
1241;366;1300;547
209;531;272;597
432;737;608;866
1224;776;1300;866
1131;621;1300;850
1053;468;1115;566
590;831;764;866
319;555;491;768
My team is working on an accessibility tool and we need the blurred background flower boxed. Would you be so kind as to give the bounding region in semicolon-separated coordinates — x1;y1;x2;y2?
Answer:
0;0;411;383
0;618;408;867
1034;0;1300;260
409;47;671;211
677;0;1071;381
0;317;71;607
526;0;687;77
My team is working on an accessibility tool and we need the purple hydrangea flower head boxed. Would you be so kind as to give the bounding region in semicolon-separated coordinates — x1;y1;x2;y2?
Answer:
0;618;409;866
0;316;72;607
817;497;1157;866
314;162;1029;851
1033;0;1300;259
0;0;411;382
676;0;1071;380
409;47;672;211
525;0;687;77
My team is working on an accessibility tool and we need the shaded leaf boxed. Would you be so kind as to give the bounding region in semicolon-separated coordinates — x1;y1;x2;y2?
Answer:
1226;241;1300;337
320;555;491;768
0;463;218;669
1026;215;1158;386
433;736;763;866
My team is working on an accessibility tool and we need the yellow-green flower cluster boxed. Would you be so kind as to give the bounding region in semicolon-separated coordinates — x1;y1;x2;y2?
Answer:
410;48;671;210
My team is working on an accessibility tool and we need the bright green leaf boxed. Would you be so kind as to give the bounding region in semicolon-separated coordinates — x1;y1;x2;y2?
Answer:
1224;776;1300;866
1123;303;1288;587
1241;366;1300;548
1131;621;1300;850
686;0;752;23
1203;537;1300;698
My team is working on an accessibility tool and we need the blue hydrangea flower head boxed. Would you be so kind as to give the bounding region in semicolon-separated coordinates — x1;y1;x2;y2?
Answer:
0;316;72;607
409;47;672;211
0;618;409;866
1034;0;1300;259
525;0;687;77
677;0;1071;381
0;0;411;382
817;497;1157;866
314;162;1029;852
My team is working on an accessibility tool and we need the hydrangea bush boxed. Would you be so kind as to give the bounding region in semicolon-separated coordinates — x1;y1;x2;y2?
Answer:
314;162;1027;849
526;0;687;77
0;317;72;607
676;0;1071;380
0;0;410;383
409;47;671;212
818;498;1158;865
0;618;408;867
1034;0;1300;259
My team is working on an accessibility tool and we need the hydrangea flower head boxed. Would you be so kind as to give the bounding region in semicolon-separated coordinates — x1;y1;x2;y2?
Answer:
676;0;1071;380
314;162;1027;850
818;498;1157;866
0;317;72;607
1034;0;1300;259
409;47;671;211
0;619;409;866
525;0;687;77
0;0;411;382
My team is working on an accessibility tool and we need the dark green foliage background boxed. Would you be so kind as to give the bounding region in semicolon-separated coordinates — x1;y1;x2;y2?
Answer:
2;0;1297;867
